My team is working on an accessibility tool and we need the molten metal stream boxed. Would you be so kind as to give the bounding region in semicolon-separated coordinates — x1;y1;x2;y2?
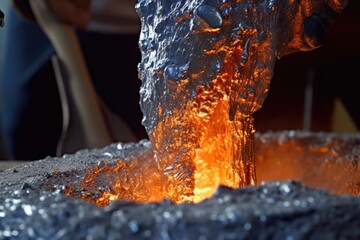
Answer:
65;0;348;207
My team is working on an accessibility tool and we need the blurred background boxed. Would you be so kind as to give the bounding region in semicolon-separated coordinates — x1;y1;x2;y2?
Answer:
254;0;360;133
0;0;359;160
0;0;10;159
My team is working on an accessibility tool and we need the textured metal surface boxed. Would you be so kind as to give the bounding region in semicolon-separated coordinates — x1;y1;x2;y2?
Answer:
0;131;359;239
136;0;347;201
1;181;360;239
136;0;344;132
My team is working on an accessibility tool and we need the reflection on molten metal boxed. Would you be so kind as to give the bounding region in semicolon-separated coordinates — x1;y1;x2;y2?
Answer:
255;132;360;197
148;52;259;203
68;158;164;208
65;132;360;208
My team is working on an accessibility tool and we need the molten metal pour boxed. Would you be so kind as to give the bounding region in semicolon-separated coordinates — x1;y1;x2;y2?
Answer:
67;0;348;206
137;0;347;202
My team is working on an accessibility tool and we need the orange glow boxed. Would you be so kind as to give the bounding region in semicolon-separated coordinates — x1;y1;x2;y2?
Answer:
66;52;260;207
149;35;268;202
66;27;265;207
64;0;356;208
255;136;360;196
64;131;360;208
68;158;164;208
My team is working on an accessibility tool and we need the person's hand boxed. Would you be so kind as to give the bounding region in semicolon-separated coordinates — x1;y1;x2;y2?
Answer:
45;0;91;29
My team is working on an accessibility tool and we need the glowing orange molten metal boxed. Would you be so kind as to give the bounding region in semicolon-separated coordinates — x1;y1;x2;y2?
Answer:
64;0;352;207
66;131;360;208
66;46;260;206
74;159;164;208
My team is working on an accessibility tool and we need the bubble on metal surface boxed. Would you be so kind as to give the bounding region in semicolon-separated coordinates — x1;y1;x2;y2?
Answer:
194;5;223;30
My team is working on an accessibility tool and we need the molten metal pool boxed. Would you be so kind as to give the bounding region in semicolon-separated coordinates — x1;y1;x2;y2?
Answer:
0;131;359;239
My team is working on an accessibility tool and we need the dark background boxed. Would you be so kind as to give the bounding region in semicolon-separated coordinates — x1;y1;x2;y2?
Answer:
254;1;360;132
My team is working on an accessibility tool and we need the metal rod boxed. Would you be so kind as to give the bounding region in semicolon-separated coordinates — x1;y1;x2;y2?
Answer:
303;68;314;131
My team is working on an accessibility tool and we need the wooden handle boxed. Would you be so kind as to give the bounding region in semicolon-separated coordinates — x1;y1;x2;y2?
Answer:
29;0;112;148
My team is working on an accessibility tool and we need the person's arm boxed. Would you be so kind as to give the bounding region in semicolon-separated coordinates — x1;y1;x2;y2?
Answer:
13;0;90;29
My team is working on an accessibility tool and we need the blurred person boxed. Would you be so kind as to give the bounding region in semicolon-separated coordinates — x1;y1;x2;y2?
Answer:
0;0;146;160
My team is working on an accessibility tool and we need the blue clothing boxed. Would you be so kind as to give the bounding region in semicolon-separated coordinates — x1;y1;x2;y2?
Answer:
1;7;57;159
1;7;145;160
